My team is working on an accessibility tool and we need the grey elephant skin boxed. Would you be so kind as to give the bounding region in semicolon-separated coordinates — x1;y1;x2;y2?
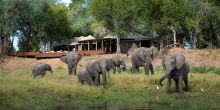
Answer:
130;46;159;75
32;63;53;78
85;59;108;87
85;57;126;87
105;57;126;76
60;52;82;75
77;68;93;85
158;54;190;94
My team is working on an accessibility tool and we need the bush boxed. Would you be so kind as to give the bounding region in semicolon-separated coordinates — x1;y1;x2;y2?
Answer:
191;66;220;75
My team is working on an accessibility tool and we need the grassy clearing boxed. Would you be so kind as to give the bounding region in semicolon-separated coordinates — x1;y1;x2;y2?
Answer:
0;66;220;110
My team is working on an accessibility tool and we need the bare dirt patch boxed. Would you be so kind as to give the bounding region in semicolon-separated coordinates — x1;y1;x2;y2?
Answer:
1;48;220;70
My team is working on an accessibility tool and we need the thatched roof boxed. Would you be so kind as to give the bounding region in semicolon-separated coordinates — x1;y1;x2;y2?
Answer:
103;34;116;39
75;35;95;42
127;32;152;40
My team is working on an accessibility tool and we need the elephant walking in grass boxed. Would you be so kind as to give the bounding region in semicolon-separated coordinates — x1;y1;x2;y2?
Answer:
131;46;159;75
32;63;53;78
104;57;126;78
86;59;108;87
85;56;126;87
158;54;190;94
60;52;82;75
77;68;93;85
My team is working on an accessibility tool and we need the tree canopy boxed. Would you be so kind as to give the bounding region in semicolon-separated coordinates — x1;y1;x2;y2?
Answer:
0;0;220;55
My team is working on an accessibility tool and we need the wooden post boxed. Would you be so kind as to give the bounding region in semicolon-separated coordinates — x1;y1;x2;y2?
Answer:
110;39;112;52
79;43;82;51
96;41;97;50
88;41;89;50
101;40;103;50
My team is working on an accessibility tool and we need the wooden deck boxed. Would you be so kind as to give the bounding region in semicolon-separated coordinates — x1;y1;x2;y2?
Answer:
11;50;106;59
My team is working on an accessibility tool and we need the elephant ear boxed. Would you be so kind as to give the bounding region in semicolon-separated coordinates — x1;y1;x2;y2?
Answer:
150;46;159;60
138;48;147;61
111;57;120;66
175;55;185;70
60;55;67;64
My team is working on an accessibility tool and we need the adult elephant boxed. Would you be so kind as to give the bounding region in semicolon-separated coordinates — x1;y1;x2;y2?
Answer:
131;46;159;75
158;54;190;94
60;52;82;75
86;59;108;87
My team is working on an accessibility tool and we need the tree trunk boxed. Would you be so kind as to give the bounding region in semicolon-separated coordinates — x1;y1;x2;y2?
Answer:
168;25;177;48
172;29;177;47
0;34;9;57
26;33;33;51
116;36;121;53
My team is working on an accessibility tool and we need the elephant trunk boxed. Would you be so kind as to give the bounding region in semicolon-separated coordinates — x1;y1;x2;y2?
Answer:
121;61;126;71
158;69;171;87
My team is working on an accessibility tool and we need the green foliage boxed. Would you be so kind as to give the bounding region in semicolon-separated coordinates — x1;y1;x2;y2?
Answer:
43;4;73;40
89;0;137;37
69;0;93;36
1;0;220;52
0;0;18;35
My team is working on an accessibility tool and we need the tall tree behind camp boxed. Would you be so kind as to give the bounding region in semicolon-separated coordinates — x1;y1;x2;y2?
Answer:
0;0;18;57
89;0;137;53
185;0;219;49
15;0;54;51
41;4;72;45
69;0;93;36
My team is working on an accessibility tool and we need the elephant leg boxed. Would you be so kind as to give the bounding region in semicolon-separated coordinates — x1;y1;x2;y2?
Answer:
68;65;73;75
102;72;108;88
73;64;77;75
166;76;172;94
87;77;94;86
79;81;84;85
184;77;189;92
144;64;150;75
131;64;135;73
178;75;183;93
149;63;154;75
117;67;121;74
95;73;100;86
41;72;46;77
107;70;110;81
174;79;179;92
113;67;116;74
136;66;140;73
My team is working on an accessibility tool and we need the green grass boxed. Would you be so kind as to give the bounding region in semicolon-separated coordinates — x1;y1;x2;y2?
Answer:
191;66;220;75
0;67;220;110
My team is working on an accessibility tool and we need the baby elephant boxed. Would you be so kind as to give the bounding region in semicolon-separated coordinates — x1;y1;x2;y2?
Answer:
158;54;190;94
77;68;93;85
32;63;53;78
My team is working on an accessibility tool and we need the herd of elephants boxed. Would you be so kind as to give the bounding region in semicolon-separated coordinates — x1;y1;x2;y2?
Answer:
32;46;190;94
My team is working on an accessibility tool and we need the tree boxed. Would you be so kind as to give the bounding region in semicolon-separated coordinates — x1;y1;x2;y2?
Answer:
89;0;137;53
69;0;93;36
15;0;54;51
185;0;219;49
0;0;18;56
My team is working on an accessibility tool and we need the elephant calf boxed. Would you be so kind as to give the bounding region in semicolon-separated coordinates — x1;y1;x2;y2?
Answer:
32;63;53;78
77;68;93;85
158;54;190;94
